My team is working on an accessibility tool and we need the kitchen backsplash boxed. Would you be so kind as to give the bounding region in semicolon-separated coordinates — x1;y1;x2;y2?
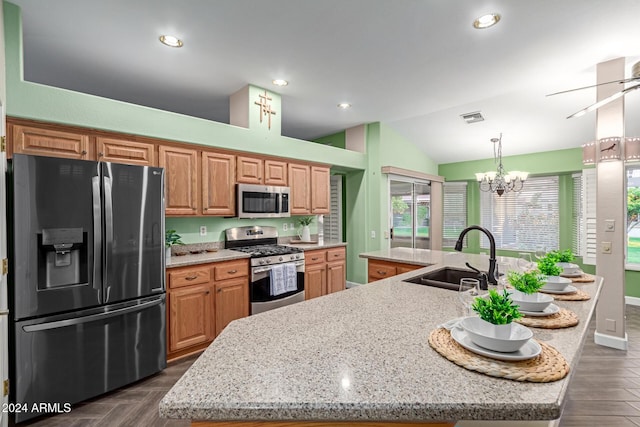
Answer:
165;216;319;245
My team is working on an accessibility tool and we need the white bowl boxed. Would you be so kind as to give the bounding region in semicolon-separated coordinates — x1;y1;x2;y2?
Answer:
557;262;580;275
459;316;532;353
542;276;572;292
509;290;554;312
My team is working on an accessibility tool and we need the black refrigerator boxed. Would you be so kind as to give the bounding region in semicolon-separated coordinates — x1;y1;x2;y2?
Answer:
8;154;166;423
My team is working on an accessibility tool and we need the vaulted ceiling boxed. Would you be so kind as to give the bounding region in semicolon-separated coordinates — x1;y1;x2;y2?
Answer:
10;0;640;163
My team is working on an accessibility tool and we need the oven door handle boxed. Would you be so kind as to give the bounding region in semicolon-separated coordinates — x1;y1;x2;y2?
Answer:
253;261;304;274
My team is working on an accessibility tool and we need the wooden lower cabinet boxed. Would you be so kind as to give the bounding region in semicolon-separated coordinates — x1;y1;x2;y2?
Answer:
214;277;249;337
168;284;214;352
167;259;249;361
304;247;346;300
367;259;421;283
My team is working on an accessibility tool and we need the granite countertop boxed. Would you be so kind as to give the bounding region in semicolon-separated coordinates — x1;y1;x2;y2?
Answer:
160;249;601;423
166;241;347;269
166;249;250;268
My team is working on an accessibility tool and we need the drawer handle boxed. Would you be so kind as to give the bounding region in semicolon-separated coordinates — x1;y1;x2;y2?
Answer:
377;270;387;275
228;269;238;274
311;257;320;261
185;275;198;281
333;253;340;257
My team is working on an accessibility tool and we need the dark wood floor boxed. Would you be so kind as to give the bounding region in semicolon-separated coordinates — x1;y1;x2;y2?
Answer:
18;355;196;427
559;304;640;427
16;306;640;426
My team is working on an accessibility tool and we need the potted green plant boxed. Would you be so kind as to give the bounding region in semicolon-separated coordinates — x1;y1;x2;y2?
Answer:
547;249;575;263
508;269;554;312
297;216;314;242
537;254;563;277
472;288;523;325
165;229;184;259
463;289;530;351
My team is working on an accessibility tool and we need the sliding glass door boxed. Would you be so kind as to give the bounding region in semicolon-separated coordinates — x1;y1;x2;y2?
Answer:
390;179;430;249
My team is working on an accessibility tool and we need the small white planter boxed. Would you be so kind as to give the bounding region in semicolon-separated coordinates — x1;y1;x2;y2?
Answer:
459;316;532;353
165;247;171;261
542;275;572;292
510;290;553;312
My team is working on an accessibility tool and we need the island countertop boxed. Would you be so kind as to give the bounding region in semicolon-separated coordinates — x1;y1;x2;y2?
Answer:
160;249;602;424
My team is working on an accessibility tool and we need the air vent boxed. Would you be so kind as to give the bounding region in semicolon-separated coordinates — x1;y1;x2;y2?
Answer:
460;111;484;124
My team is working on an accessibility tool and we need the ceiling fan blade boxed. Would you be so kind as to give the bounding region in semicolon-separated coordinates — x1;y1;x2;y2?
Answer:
567;83;640;119
547;77;639;97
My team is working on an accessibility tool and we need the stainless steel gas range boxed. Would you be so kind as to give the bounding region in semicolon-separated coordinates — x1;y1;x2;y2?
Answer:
225;226;304;314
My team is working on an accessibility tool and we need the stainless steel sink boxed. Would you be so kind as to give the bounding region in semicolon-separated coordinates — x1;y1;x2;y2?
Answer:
403;267;483;291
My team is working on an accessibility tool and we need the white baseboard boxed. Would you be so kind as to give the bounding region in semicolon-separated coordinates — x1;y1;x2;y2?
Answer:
626;296;640;306
594;330;628;350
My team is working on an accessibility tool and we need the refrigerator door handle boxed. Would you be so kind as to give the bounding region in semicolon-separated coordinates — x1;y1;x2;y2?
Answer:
104;175;114;302
92;175;103;304
22;297;165;332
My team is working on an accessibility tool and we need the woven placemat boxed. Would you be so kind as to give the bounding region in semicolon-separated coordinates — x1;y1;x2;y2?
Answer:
516;308;579;329
562;273;596;283
539;288;591;301
428;328;569;382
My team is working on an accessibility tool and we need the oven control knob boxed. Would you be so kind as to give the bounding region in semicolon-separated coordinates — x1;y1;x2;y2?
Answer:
296;254;301;259
266;259;272;263
289;255;295;260
259;260;265;265
279;257;283;261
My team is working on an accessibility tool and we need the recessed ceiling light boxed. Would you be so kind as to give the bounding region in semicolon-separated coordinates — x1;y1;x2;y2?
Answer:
272;79;288;86
337;103;351;109
473;13;501;29
159;35;183;48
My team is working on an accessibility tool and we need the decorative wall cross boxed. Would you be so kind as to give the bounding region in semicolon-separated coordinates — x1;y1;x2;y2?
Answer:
254;90;277;130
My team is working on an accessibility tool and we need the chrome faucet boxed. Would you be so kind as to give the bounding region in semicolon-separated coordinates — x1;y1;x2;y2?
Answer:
454;225;498;288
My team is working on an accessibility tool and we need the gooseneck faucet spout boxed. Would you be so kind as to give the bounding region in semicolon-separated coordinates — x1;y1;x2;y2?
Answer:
454;225;497;287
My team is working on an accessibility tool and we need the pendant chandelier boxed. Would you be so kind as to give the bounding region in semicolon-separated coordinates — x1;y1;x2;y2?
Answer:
475;133;528;197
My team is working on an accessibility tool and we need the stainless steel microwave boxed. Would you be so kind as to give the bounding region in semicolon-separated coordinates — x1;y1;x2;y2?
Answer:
237;183;290;218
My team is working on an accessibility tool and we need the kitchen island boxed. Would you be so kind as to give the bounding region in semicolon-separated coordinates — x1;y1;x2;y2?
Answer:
160;249;601;426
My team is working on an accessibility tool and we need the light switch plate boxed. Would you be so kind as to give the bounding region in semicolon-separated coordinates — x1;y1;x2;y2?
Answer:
605;220;615;232
371;230;376;238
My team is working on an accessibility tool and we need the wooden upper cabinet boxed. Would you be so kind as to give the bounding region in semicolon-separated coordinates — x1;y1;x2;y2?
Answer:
96;136;156;166
264;160;287;186
202;151;235;216
311;166;330;214
236;156;263;184
10;123;91;160
159;145;199;215
237;156;287;186
289;163;311;215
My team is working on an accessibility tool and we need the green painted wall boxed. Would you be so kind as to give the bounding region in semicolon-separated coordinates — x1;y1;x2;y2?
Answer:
440;148;640;298
166;216;317;244
439;147;584;181
314;131;346;149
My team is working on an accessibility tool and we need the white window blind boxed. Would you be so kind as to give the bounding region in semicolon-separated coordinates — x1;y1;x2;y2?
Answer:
582;168;597;265
323;175;342;242
572;173;583;256
480;176;559;251
443;182;467;247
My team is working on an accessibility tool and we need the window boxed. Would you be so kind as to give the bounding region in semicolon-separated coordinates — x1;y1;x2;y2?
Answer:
323;175;343;242
389;178;431;249
443;182;467;247
627;166;640;267
480;176;559;251
580;169;597;265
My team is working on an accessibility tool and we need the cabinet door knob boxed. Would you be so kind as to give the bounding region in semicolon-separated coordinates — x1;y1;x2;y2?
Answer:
206;290;210;295
185;275;198;281
81;150;87;155
98;152;104;157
